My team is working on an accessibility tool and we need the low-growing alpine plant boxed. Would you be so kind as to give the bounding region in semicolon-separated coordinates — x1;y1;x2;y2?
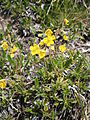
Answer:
27;28;89;119
0;1;89;118
1;26;89;119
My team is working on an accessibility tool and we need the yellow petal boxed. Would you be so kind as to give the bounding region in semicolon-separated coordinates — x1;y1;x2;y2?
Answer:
2;42;8;51
31;51;36;55
10;53;14;58
10;48;14;53
40;40;44;46
63;34;68;41
0;79;6;89
47;40;54;46
59;44;66;52
45;29;53;36
38;50;45;59
64;18;69;25
34;45;40;53
43;37;48;44
50;35;55;41
29;46;34;51
33;43;38;47
13;45;17;51
36;49;40;54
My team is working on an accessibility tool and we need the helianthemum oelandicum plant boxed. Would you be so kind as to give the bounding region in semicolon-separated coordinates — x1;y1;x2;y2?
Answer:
30;29;56;59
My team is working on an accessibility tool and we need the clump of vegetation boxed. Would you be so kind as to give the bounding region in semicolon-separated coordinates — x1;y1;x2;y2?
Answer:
0;0;89;120
0;28;89;119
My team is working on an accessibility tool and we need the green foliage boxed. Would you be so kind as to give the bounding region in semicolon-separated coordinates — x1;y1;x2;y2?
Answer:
24;51;89;119
0;33;89;119
0;0;89;119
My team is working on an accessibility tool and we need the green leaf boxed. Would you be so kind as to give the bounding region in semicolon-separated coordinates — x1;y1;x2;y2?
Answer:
24;59;29;68
51;110;54;120
64;58;72;68
2;50;6;58
0;60;3;68
73;50;79;60
26;107;32;113
20;54;24;67
78;21;82;29
35;78;39;89
7;55;15;65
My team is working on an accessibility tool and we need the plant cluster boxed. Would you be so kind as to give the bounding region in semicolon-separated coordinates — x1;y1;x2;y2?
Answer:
0;0;89;120
0;26;89;119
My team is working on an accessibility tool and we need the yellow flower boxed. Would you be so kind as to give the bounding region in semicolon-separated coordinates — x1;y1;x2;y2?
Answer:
50;46;54;51
47;40;54;47
45;29;53;36
0;79;6;89
2;42;8;51
59;44;66;52
13;45;17;51
38;50;45;59
30;44;40;55
64;18;69;25
43;35;55;47
63;34;68;41
47;35;55;46
10;53;14;58
10;45;17;53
